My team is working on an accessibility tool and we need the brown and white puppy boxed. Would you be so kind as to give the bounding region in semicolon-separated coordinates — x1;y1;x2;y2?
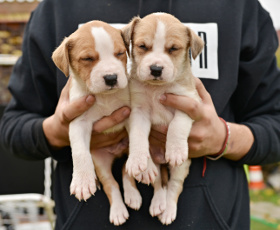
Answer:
123;13;204;225
52;21;142;226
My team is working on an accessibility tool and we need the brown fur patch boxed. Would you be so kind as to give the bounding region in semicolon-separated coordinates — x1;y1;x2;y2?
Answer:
161;165;169;187
125;13;204;89
53;20;127;81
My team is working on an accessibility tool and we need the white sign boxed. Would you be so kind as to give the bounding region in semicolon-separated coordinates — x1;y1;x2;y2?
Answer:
185;23;219;80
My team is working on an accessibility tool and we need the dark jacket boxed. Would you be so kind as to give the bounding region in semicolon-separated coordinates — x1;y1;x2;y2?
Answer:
1;0;280;229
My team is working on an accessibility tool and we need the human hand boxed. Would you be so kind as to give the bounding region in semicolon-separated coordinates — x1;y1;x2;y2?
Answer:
90;108;130;152
159;77;226;158
43;78;95;148
43;78;131;150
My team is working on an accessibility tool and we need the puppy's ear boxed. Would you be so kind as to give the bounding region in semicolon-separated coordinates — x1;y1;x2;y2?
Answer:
121;16;140;55
186;27;204;60
52;37;72;77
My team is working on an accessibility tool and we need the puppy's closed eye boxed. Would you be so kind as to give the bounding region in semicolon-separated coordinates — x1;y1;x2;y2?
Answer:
138;44;148;51
81;57;95;62
167;46;181;54
115;51;125;57
117;52;125;56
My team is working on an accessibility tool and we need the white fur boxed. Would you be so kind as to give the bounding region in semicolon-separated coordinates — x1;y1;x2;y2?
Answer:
126;14;202;225
137;21;175;83
92;27;114;57
126;78;197;178
153;20;166;53
158;160;191;225
149;164;167;217
83;27;128;94
126;20;183;179
64;24;137;226
123;170;142;210
109;186;129;225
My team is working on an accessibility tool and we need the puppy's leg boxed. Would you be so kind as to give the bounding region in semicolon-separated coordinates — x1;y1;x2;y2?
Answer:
126;108;155;177
134;158;158;185
70;115;97;201
166;110;193;167
122;164;142;210
93;150;129;226
149;164;167;217
158;160;191;225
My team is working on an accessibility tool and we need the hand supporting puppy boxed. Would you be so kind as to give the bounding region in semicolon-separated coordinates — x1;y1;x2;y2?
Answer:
43;78;131;152
157;78;254;161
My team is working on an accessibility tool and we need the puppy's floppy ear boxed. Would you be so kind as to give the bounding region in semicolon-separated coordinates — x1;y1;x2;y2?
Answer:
186;27;205;60
121;16;140;55
52;37;72;77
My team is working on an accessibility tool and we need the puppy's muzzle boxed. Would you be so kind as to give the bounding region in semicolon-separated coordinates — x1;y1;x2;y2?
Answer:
150;65;163;78
104;74;118;87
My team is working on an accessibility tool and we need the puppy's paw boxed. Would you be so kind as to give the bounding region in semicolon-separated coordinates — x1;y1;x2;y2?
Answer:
166;143;188;167
157;201;177;225
149;187;167;217
110;202;129;226
126;154;149;177
135;159;158;185
124;186;142;210
70;171;97;201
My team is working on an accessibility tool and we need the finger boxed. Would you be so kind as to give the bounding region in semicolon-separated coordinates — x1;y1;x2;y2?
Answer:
160;94;203;120
91;129;128;149
93;107;131;133
63;94;95;122
194;77;212;103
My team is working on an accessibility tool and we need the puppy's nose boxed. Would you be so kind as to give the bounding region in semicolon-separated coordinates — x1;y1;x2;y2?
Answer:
150;65;163;77
104;74;117;87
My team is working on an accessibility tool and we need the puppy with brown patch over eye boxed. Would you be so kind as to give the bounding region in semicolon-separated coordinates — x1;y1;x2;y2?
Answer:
52;20;142;226
123;13;204;225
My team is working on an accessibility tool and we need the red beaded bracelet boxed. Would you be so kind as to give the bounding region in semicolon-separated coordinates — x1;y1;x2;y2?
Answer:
206;118;230;161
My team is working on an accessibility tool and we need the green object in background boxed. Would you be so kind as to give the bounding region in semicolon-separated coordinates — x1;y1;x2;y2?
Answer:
251;216;279;230
244;164;249;182
250;188;280;230
276;47;280;67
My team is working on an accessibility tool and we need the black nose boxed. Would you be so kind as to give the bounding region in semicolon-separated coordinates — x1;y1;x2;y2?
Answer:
150;65;163;77
104;74;117;87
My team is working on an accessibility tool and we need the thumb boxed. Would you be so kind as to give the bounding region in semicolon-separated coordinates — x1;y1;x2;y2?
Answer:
159;93;203;121
93;107;130;133
63;94;95;122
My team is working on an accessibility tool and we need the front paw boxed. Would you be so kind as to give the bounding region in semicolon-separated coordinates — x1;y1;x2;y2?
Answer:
126;154;149;177
166;142;188;167
70;171;97;201
134;159;158;184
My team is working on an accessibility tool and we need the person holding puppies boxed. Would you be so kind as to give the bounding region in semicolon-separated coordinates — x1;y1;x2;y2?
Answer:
1;0;280;229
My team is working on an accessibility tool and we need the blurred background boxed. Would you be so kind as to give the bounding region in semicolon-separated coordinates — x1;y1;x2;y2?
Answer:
0;0;279;229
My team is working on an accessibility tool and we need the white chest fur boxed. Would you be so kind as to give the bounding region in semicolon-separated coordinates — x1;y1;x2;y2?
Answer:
130;78;197;126
70;76;130;133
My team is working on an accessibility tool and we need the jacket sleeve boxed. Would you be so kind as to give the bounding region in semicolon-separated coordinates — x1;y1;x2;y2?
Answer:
233;1;280;165
0;0;71;162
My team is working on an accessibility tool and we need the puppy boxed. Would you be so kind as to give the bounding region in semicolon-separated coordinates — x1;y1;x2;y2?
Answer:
52;21;142;226
123;13;204;224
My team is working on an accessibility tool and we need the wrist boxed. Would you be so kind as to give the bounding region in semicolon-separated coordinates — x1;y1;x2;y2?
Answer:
207;118;230;160
222;123;254;161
